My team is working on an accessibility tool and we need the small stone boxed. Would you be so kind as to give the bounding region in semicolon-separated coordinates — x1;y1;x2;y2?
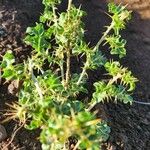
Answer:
8;80;19;96
0;26;7;37
1;39;8;46
0;11;5;19
109;145;116;150
0;13;3;19
143;37;150;45
0;124;7;142
8;80;23;96
6;44;13;49
137;125;142;131
142;118;149;125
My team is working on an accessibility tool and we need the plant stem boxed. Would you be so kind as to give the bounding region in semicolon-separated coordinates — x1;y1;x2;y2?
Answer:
77;22;115;86
87;101;96;111
52;5;57;22
73;140;81;150
29;59;43;100
65;49;71;88
65;0;72;88
67;0;72;11
60;60;65;85
77;61;88;85
32;71;43;100
94;22;114;51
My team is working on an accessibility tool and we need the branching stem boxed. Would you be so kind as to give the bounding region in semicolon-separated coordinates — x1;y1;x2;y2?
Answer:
65;0;73;88
65;49;71;88
77;22;114;86
94;22;114;51
77;62;88;85
60;60;65;85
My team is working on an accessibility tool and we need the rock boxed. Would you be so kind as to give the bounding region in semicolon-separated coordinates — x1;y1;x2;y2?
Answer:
6;44;13;49
141;118;149;125
143;37;150;45
0;26;7;37
8;80;23;96
8;80;19;96
0;124;7;142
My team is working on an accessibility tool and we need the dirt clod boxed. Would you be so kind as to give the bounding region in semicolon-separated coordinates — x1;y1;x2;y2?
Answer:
0;125;7;142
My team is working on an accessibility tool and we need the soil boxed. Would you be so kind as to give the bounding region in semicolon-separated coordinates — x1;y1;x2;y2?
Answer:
0;0;150;150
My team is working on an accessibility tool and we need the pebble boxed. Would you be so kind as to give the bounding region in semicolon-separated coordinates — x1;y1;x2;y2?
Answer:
8;80;23;96
0;124;7;142
143;37;150;45
0;26;7;37
141;118;149;125
6;44;13;49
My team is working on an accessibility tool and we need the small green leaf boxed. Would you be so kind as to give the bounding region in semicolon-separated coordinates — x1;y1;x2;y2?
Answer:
25;119;41;130
2;68;15;79
1;51;15;68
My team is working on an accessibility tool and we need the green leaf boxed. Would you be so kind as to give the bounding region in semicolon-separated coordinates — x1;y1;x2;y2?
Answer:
105;35;126;58
2;68;16;79
96;122;110;142
76;111;95;124
105;61;137;91
108;3;123;14
40;11;53;23
92;81;133;104
88;50;107;69
25;23;51;53
1;51;15;68
25;119;41;130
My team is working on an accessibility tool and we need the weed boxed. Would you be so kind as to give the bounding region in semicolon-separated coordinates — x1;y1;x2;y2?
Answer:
0;1;137;149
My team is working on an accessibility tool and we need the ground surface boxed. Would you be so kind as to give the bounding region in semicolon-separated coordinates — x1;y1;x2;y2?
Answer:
0;0;150;150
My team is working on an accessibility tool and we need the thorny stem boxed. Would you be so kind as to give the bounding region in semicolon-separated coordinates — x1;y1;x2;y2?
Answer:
65;49;71;88
87;101;97;111
67;0;72;11
52;4;66;87
60;60;65;85
32;72;43;100
77;61;88;85
52;5;57;22
73;140;81;150
77;22;115;86
29;60;43;101
94;22;114;51
88;74;122;111
65;0;73;89
108;74;122;85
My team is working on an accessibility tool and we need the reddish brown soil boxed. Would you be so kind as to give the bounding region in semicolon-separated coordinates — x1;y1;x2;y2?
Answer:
0;0;150;150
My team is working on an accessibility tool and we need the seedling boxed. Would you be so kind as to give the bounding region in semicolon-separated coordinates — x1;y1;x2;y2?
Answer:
0;1;137;149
